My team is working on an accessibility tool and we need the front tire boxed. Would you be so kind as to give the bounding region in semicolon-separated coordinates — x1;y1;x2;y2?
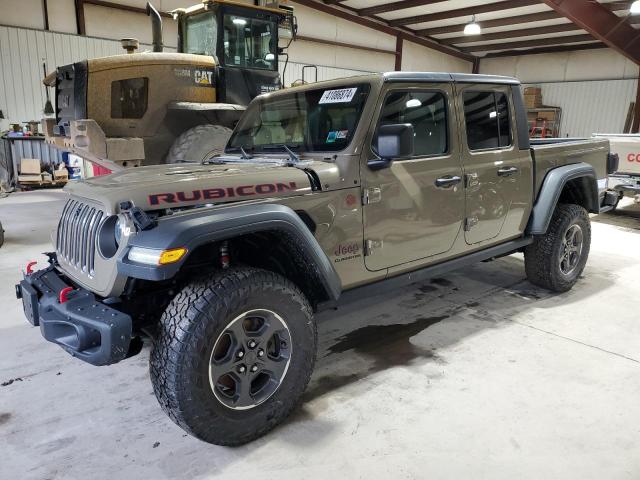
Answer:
150;268;316;446
524;203;591;292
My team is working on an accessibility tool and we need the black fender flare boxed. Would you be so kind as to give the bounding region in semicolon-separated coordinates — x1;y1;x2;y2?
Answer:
117;203;342;301
527;162;599;235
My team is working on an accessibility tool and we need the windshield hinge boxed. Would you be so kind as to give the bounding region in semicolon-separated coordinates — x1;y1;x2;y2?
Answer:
365;239;383;256
362;187;382;205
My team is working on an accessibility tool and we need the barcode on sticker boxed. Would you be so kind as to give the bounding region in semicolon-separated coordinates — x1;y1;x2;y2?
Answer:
319;88;358;104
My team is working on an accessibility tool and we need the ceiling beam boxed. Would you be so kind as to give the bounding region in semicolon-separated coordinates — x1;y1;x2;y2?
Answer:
296;35;397;56
389;0;540;27
358;0;447;17
461;34;595;53
290;0;476;62
541;0;640;65
441;23;582;46
415;2;630;38
483;42;606;58
417;12;562;36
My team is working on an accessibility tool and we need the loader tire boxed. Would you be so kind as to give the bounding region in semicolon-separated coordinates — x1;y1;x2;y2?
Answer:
165;124;233;163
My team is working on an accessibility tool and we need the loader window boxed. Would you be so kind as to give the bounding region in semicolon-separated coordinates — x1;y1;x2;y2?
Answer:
111;77;148;119
184;11;217;56
222;14;277;70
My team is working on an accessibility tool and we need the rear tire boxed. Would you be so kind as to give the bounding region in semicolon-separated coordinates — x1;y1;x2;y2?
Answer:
524;203;591;292
150;268;316;446
165;124;233;163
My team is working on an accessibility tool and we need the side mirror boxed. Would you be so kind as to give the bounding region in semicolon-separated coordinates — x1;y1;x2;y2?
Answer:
369;123;414;171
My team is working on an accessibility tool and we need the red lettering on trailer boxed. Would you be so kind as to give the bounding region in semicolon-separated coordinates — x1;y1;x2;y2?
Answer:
627;153;640;163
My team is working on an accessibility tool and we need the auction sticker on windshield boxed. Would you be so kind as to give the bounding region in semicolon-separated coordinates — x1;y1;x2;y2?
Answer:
319;88;358;104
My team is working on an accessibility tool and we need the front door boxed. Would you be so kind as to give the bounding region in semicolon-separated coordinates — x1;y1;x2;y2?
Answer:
362;85;465;271
457;86;532;245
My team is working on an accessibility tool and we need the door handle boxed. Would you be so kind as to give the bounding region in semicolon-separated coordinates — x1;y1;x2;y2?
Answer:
435;175;462;188
497;166;519;177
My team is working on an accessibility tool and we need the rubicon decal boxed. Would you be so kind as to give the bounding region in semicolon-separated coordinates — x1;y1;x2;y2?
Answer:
149;182;298;205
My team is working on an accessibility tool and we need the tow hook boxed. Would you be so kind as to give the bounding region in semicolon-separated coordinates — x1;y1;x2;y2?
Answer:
58;286;75;304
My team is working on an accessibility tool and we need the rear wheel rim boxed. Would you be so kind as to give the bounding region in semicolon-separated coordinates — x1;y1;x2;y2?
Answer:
208;309;292;410
559;224;584;276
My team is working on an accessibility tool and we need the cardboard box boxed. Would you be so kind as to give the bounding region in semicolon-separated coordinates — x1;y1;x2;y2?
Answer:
17;158;44;185
524;94;542;108
535;110;559;121
524;86;542;96
53;163;69;184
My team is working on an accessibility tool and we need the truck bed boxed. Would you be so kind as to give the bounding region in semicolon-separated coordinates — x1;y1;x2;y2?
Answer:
530;137;609;196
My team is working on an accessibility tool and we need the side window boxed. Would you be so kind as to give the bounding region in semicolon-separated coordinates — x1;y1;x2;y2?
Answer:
111;78;149;119
378;90;448;157
463;91;511;150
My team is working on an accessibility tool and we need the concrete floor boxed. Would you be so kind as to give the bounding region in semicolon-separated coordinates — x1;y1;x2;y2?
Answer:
1;190;639;480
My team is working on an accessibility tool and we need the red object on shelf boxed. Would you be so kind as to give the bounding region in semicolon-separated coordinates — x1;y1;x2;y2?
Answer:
92;164;112;176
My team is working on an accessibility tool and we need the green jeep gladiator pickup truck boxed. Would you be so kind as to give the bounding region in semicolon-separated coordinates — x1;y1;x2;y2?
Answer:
17;72;619;445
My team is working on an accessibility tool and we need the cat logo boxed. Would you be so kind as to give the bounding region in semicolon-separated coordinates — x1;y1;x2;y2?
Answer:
194;70;213;86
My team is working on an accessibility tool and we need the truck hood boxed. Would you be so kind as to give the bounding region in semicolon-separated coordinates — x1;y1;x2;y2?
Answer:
65;159;340;213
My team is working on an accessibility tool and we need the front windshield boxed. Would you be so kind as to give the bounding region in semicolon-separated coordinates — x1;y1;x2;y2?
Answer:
223;14;276;71
184;12;217;56
227;83;371;153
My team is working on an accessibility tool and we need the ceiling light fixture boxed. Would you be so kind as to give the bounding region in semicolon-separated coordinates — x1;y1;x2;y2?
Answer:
631;1;640;14
464;15;481;35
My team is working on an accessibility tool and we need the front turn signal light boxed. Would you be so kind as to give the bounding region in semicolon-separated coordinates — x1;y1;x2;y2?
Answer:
129;247;187;266
159;247;188;265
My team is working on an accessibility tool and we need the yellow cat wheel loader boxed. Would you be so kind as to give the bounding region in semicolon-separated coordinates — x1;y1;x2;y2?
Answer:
42;0;296;170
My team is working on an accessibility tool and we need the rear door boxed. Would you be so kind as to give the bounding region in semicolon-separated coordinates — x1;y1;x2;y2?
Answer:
362;84;465;271
457;85;532;245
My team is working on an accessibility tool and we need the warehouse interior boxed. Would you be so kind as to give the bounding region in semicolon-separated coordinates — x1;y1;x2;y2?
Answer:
1;0;639;478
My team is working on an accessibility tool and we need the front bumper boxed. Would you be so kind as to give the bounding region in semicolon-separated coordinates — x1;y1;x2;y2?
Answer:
16;265;132;366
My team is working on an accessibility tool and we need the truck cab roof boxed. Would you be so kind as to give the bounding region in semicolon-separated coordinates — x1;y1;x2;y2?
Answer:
382;71;520;85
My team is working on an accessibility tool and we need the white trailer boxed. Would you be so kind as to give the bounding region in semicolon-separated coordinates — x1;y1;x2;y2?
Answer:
593;134;640;208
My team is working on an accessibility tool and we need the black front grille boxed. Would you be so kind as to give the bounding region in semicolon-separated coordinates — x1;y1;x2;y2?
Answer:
54;61;88;137
56;199;104;276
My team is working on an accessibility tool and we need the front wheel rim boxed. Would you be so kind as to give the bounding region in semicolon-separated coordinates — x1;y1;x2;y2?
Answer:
208;309;292;410
559;224;584;276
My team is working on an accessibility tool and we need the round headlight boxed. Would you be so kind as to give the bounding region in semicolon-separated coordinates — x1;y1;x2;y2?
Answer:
115;216;125;246
98;214;130;259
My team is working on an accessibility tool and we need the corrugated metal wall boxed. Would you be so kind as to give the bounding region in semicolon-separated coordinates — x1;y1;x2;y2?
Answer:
0;25;168;125
524;79;638;137
280;61;371;88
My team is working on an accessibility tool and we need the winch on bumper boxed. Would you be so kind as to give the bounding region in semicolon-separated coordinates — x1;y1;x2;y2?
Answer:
16;263;133;366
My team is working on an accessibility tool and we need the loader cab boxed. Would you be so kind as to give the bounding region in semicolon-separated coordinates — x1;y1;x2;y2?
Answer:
180;2;291;105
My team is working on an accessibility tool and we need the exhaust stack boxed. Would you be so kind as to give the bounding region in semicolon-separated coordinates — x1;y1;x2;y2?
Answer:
146;2;163;53
121;38;139;54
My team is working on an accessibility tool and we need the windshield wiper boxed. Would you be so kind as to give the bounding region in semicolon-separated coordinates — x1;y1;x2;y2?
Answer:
239;146;253;159
262;144;300;164
223;145;254;160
